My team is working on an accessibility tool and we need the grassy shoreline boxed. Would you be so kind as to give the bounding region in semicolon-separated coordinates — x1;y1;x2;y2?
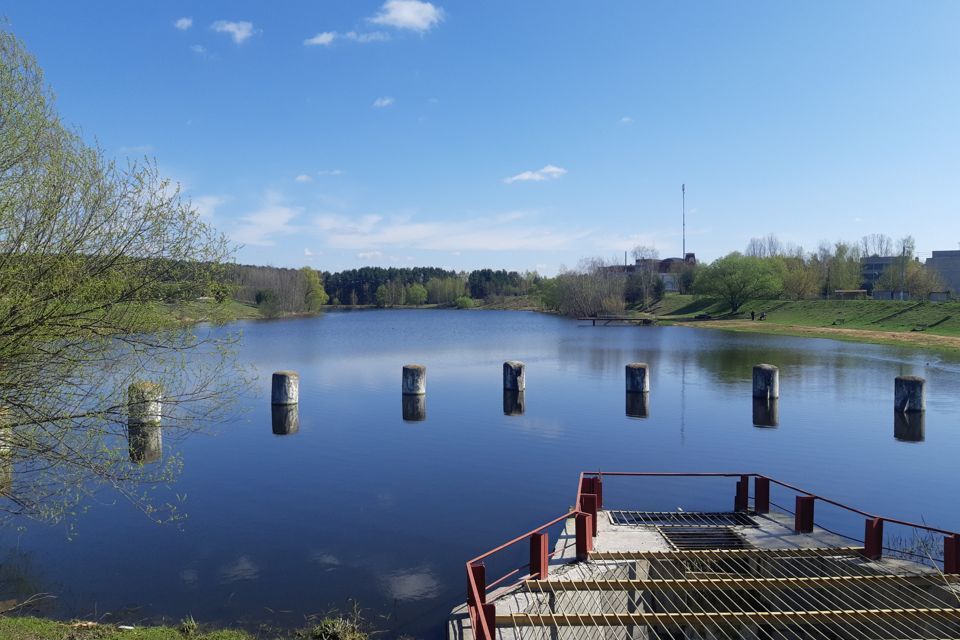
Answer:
648;295;960;352
0;614;368;640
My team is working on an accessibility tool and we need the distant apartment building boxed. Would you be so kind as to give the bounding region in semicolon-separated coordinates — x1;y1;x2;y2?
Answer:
925;250;960;294
860;256;896;291
601;253;697;292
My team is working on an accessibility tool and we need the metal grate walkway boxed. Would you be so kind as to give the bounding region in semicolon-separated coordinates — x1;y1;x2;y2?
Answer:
609;511;758;528
490;515;960;640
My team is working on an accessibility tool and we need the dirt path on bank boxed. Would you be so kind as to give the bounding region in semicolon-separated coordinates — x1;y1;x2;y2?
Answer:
672;319;960;351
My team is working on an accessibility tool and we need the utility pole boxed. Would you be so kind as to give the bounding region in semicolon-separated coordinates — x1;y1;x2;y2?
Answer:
900;244;906;301
682;184;686;257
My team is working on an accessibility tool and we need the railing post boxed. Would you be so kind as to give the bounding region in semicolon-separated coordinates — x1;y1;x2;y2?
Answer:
531;531;549;579
734;475;749;512
795;496;815;533
580;475;602;509
945;535;960;574
576;513;593;560
580;493;599;536
479;603;496;640
467;562;486;606
863;517;884;560
754;477;770;514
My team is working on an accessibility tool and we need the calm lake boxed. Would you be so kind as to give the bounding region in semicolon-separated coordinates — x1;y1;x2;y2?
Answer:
2;309;959;638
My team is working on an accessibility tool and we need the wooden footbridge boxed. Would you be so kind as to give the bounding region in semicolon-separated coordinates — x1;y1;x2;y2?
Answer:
578;316;655;326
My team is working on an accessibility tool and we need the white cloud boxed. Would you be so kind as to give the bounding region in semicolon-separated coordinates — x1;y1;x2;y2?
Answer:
295;174;313;183
345;31;390;43
315;211;588;252
370;0;444;32
619;116;634;125
373;96;395;108
357;250;384;260
503;164;567;184
231;192;301;246
304;31;336;46
175;17;193;30
318;169;344;176
305;30;390;47
191;195;227;220
211;20;257;44
190;44;207;54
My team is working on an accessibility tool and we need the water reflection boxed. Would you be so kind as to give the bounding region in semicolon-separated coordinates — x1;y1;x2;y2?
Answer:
402;395;426;422
272;404;299;435
894;412;925;442
220;555;259;583
503;390;525;416
380;566;440;601
625;392;649;419
127;424;162;463
752;397;779;428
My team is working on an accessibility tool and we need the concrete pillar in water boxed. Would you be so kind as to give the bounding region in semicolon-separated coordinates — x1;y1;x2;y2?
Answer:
503;361;526;391
402;395;426;422
503;390;525;416
272;404;300;435
128;381;162;464
752;364;780;399
625;392;649;419
894;411;925;442
752;397;779;428
894;376;925;413
402;364;426;396
271;371;299;405
625;363;650;393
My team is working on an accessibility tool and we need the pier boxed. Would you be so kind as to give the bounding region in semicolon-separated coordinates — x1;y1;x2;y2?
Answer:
451;472;960;640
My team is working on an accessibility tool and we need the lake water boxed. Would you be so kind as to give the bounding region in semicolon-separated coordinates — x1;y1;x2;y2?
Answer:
2;309;959;638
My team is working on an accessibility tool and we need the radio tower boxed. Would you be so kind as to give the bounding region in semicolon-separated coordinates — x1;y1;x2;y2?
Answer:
682;184;686;257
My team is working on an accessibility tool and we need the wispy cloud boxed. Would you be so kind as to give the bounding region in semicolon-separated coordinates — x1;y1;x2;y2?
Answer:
619;116;634;125
231;192;301;246
318;169;344;176
503;165;567;184
370;0;444;32
373;96;395;108
305;30;390;46
294;174;313;183
190;44;207;54
345;31;390;43
211;20;257;44
174;17;193;31
304;31;336;46
119;144;154;155
191;195;227;220
315;211;588;252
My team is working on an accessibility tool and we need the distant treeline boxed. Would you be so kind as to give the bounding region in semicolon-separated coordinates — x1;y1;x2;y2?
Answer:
221;264;539;315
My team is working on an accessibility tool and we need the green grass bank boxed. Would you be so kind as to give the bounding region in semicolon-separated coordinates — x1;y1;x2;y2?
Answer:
646;295;960;350
0;615;368;640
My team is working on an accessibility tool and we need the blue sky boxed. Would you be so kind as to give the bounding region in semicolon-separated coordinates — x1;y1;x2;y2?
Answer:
4;1;959;274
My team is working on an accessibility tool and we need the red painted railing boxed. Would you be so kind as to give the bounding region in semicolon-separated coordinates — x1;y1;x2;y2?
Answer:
463;471;960;640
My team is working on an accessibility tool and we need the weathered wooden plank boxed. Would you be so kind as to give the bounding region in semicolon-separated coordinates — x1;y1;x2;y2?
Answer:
589;546;864;561
525;573;960;592
497;607;960;627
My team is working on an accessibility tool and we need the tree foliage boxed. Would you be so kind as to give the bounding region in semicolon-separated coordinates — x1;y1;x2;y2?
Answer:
0;28;240;523
693;253;784;312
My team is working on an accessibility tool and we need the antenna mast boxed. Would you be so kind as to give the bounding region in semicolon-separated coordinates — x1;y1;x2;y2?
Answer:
682;184;686;257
